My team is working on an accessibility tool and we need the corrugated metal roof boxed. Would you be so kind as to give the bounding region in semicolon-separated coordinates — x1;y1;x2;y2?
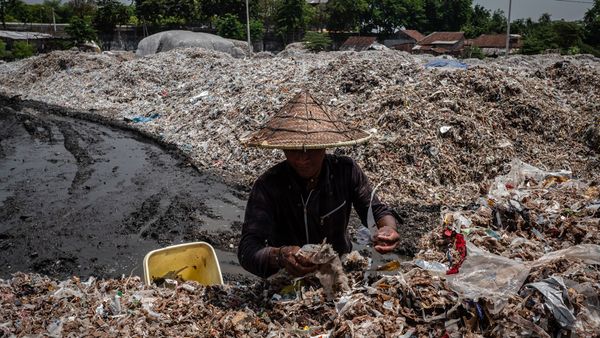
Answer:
471;34;522;48
340;36;377;52
418;32;464;45
400;30;425;42
0;30;54;40
306;0;328;3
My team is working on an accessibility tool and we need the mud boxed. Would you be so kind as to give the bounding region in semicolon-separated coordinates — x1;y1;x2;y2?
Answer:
0;105;251;281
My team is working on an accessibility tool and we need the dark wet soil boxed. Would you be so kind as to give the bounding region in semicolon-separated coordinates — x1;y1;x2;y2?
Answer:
0;105;251;281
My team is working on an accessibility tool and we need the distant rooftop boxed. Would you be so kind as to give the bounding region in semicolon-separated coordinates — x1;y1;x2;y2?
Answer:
340;36;377;52
400;30;425;42
419;32;465;45
471;34;522;48
0;30;54;40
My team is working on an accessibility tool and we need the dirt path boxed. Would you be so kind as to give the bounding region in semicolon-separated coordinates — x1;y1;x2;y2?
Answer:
0;106;252;281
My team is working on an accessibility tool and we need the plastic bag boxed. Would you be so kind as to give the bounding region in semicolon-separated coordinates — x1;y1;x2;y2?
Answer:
488;158;571;201
445;242;530;314
531;244;600;266
523;276;576;329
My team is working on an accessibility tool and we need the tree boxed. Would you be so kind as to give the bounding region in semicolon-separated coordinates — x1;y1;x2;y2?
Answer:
583;0;600;47
216;13;245;39
509;18;532;35
256;0;280;34
66;15;96;43
163;0;198;25
371;0;425;35
325;0;368;32
521;14;562;55
421;0;472;33
462;4;490;38
552;20;582;50
12;40;34;58
422;0;441;33
9;0;32;24
1;0;18;28
302;31;331;52
201;0;258;22
66;0;96;18
488;9;506;33
94;0;130;49
134;0;164;25
274;0;310;43
0;39;6;58
250;19;264;41
439;0;472;31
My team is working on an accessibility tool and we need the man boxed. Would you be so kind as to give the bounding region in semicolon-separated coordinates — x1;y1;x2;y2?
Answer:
238;92;400;278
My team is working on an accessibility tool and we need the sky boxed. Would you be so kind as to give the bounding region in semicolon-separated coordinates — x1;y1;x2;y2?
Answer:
474;0;593;21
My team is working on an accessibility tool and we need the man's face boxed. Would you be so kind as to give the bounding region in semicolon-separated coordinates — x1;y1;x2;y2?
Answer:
283;149;326;179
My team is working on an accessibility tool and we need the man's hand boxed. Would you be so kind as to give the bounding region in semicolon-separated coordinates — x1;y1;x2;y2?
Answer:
276;246;318;276
373;225;400;253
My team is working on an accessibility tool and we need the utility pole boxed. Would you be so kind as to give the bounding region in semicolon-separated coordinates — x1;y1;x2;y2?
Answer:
245;0;252;54
52;8;56;32
505;0;512;56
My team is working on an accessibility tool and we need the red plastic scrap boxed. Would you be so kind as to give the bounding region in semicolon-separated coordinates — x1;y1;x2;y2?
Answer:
445;232;467;275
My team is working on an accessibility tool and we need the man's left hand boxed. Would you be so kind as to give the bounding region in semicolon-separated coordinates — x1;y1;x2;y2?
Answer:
373;225;400;253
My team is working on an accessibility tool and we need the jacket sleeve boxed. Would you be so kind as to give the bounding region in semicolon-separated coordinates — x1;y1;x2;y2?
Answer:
350;159;394;227
237;178;279;278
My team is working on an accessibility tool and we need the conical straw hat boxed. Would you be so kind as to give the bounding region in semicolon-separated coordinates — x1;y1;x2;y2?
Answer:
241;92;371;149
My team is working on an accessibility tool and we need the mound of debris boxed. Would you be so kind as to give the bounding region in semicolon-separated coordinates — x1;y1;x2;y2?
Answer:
1;50;598;210
1;160;598;337
2;48;597;255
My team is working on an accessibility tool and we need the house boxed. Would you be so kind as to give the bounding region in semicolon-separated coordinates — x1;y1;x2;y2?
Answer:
413;31;465;56
469;34;523;56
340;36;386;52
384;29;425;52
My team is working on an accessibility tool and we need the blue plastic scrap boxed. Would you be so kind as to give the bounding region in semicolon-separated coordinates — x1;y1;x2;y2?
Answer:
125;113;160;123
425;59;469;69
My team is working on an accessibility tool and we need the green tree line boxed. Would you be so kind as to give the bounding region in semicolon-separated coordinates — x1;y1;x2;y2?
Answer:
0;0;598;55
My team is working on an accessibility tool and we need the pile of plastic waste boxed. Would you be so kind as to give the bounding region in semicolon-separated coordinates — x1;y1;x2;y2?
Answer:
1;160;597;337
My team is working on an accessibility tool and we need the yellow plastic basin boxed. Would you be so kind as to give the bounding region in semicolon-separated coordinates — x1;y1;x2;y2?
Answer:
143;242;223;286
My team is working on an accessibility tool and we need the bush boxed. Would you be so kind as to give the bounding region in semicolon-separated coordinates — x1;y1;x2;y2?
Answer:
0;40;6;58
302;31;331;52
250;19;264;41
462;45;485;59
216;14;245;40
12;41;34;59
66;16;97;44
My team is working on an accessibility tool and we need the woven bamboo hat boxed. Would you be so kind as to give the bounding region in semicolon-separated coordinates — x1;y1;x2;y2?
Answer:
241;92;371;149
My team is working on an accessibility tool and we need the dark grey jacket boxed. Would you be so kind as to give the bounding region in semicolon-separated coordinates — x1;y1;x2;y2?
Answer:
238;154;395;278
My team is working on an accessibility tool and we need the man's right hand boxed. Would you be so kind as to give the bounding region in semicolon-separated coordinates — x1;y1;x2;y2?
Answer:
276;246;318;276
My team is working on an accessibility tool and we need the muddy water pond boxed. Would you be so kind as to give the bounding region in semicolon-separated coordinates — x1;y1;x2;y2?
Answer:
0;108;251;281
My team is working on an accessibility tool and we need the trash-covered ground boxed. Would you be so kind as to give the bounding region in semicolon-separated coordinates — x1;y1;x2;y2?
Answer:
1;159;598;337
0;49;599;336
0;49;598;254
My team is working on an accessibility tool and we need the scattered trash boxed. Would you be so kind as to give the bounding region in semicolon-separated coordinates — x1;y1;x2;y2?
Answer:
425;59;469;69
124;113;160;123
0;47;598;337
